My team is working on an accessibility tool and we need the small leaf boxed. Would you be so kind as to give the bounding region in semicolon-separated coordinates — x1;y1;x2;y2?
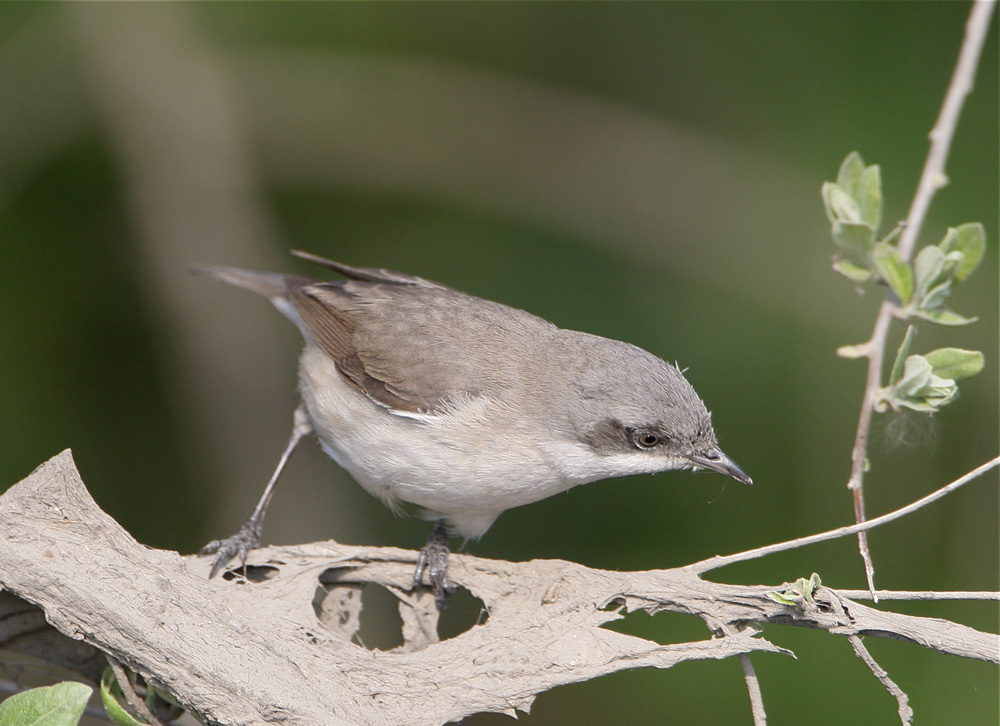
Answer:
856;165;882;230
884;354;960;411
768;574;823;611
924;348;984;380
767;591;797;606
913;245;945;293
833;258;874;283
832;221;876;261
820;182;839;224
872;242;913;303
889;397;939;413
836;152;866;196
940;222;986;282
940;250;965;281
920;280;953;311
837;342;871;359
888;326;916;387
913;307;977;326
828;186;863;224
896;355;934;396
0;681;92;726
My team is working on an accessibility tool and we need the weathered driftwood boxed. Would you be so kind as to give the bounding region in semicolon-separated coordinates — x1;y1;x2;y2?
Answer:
0;451;995;725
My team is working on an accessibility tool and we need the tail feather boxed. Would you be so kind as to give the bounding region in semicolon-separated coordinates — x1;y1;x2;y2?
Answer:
191;265;290;300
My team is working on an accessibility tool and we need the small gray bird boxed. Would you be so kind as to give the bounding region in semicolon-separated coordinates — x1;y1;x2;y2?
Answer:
199;251;751;605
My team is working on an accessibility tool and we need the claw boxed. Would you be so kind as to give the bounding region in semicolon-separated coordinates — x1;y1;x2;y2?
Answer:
199;521;261;578
413;521;454;609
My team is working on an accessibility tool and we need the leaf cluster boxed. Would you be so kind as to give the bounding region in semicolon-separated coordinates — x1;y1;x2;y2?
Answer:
823;152;985;326
823;152;986;414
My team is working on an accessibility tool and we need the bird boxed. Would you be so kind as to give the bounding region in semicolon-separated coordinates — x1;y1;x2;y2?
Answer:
198;250;751;606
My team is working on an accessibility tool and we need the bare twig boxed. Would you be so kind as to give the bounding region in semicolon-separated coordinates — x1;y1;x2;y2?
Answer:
739;653;767;726
836;590;999;601
848;635;913;725
896;0;997;261
844;0;997;600
106;655;167;726
690;456;999;573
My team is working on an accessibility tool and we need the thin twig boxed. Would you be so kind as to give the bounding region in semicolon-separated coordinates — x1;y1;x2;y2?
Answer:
848;635;913;724
844;0;997;601
739;653;767;725
896;0;997;261
106;655;166;726
836;590;999;601
689;456;999;573
847;305;891;597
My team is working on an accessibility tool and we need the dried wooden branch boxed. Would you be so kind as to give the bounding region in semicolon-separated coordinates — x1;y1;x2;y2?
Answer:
1;451;996;726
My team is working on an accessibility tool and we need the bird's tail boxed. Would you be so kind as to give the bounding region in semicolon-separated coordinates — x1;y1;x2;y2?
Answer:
191;265;289;299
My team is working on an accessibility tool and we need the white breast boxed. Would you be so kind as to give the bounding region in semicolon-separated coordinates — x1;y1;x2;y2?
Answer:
297;345;591;538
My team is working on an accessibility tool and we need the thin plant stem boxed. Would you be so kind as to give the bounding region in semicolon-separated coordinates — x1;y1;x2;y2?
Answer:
848;634;913;724
689;456;999;574
844;0;996;601
739;653;767;725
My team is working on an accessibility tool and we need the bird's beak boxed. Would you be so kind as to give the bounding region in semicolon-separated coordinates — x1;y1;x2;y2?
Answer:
685;449;753;485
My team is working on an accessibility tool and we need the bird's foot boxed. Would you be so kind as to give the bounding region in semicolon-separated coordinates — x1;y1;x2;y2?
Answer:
413;521;454;609
199;519;262;578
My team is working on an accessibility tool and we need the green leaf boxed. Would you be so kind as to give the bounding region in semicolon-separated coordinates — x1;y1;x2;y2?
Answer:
920;280;953;311
913;307;977;326
889;397;939;413
880;354;960;412
832;221;876;261
940;250;965;281
896;355;934;396
924;348;984;380
100;668;148;726
0;682;92;726
836;152;866;196
768;573;823;611
832;258;874;283
827;186;863;224
872;242;913;303
856;165;882;230
888;326;916;387
820;182;839;224
913;245;945;294
939;222;986;282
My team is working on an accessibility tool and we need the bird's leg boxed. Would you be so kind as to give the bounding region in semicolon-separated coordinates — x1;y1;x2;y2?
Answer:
200;404;312;578
413;520;455;609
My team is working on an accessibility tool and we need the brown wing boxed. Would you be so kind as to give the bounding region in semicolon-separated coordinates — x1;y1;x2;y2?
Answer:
286;257;556;415
286;278;429;413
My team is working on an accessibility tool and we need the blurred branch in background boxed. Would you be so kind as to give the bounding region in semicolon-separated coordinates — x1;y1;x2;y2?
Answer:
69;3;365;545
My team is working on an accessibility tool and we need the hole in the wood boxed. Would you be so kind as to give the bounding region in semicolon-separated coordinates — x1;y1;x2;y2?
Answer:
220;564;280;582
600;606;707;646
438;586;488;641
314;568;488;650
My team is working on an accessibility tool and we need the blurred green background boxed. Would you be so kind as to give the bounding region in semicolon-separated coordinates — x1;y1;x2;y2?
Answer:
1;3;996;724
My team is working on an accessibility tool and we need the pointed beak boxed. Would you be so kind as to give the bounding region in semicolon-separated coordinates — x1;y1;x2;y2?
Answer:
685;448;753;486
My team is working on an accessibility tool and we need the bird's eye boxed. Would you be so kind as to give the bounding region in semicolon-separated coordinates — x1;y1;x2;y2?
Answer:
631;430;660;449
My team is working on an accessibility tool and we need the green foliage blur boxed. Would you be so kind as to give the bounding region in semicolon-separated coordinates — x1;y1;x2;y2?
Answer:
1;3;996;724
